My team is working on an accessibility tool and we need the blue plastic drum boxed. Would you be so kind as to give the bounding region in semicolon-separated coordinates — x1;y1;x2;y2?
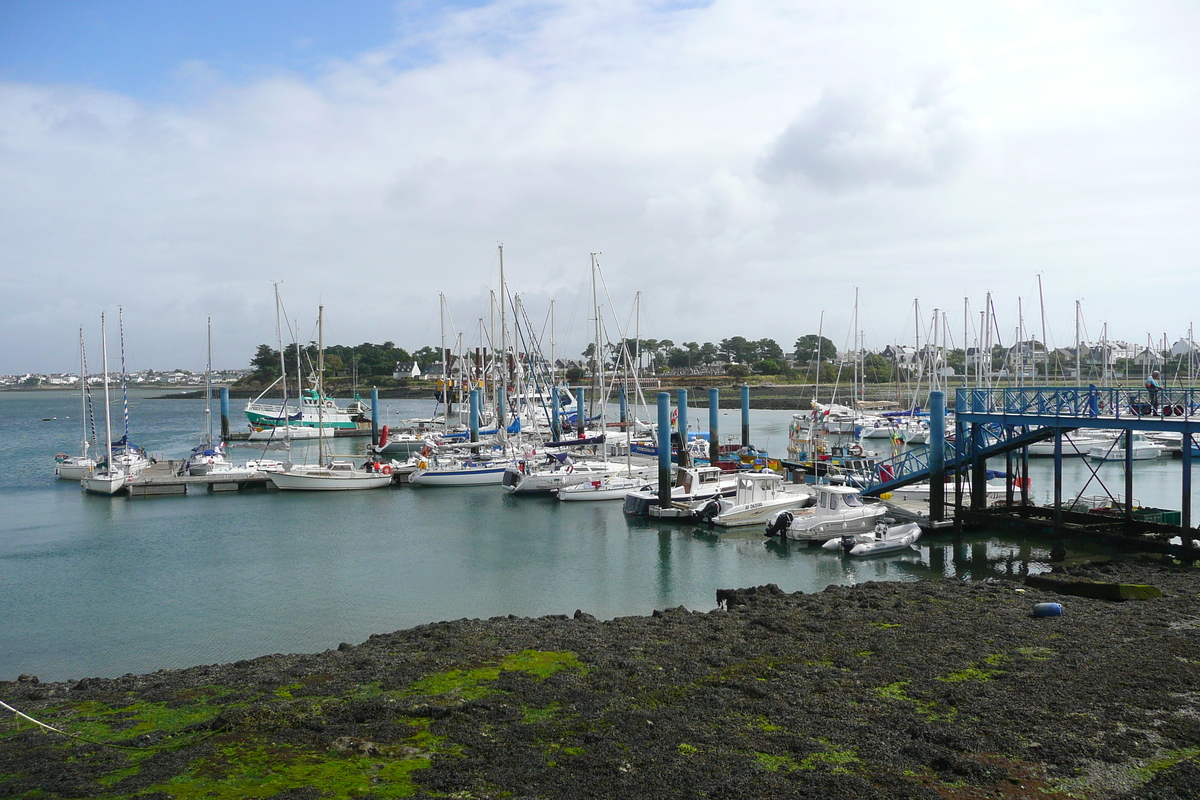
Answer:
1033;602;1063;618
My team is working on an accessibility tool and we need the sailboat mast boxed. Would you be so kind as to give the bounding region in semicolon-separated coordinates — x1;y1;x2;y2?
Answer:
498;244;507;436
100;313;113;471
206;316;213;445
274;281;289;412
78;327;88;458
591;253;601;424
317;306;325;464
1037;274;1048;383
1080;299;1089;388
119;307;130;443
963;298;970;389
852;287;860;410
439;293;448;427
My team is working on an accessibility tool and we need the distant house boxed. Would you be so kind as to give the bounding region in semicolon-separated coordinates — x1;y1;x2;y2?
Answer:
1170;339;1200;358
393;361;421;380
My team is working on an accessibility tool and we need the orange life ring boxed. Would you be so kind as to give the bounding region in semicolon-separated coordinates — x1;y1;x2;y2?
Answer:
325;400;335;408
565;464;574;474
849;444;864;457
381;464;393;475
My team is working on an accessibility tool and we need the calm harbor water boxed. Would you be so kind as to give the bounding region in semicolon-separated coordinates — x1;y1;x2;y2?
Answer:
2;389;1192;683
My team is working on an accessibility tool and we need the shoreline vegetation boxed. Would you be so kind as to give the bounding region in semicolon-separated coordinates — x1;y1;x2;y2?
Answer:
2;556;1198;799
2;380;1165;411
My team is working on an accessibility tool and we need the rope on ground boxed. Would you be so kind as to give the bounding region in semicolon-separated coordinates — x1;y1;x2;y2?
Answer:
0;698;219;752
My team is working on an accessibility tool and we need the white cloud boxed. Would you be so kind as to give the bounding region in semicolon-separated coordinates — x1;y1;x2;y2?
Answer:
1;0;1198;373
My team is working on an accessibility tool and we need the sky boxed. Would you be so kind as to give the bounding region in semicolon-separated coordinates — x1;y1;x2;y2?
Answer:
1;0;1198;373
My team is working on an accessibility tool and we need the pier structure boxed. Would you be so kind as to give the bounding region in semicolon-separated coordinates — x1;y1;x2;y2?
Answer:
860;386;1197;557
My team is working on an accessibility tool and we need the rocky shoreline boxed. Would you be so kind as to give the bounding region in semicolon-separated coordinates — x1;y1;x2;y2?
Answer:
3;556;1198;799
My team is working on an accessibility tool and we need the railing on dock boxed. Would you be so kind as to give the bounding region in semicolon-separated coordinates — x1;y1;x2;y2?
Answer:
958;386;1198;420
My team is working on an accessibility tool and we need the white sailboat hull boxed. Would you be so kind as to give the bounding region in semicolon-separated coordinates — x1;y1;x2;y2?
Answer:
82;469;128;496
409;465;510;486
557;475;655;501
268;467;392;491
56;459;96;480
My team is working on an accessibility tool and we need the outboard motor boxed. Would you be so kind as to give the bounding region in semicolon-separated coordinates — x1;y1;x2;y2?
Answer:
765;510;793;538
838;534;857;554
698;499;722;525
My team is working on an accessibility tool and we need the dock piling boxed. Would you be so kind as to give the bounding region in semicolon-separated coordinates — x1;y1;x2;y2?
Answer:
469;389;480;443
220;387;230;441
709;388;719;466
740;384;750;447
677;389;688;468
929;391;945;522
658;392;671;508
370;387;379;443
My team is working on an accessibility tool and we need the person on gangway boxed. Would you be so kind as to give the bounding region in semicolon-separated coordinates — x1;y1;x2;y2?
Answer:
1145;370;1162;414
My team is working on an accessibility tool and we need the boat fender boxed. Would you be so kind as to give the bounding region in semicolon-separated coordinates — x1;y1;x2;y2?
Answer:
1032;602;1063;618
379;425;389;447
381;464;393;475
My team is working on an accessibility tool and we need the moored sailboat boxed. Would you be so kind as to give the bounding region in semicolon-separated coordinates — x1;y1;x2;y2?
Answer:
82;313;129;496
55;327;98;480
267;306;392;491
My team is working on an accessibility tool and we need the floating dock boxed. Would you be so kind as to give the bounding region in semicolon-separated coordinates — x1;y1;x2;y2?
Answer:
126;461;273;496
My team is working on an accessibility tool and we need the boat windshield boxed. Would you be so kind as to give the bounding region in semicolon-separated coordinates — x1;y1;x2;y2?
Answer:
842;493;863;507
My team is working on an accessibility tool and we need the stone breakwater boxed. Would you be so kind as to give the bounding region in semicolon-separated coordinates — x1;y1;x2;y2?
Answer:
2;557;1199;799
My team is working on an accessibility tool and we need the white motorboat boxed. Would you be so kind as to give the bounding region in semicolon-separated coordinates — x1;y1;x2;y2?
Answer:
502;454;631;494
764;482;887;542
557;473;655;501
1025;432;1108;457
249;424;334;441
625;465;739;516
690;471;815;528
885;475;1029;506
822;520;923;555
268;460;393;491
1088;433;1166;462
371;425;430;456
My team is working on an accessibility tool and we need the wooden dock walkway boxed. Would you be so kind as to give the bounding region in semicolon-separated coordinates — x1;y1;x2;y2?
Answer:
127;461;273;496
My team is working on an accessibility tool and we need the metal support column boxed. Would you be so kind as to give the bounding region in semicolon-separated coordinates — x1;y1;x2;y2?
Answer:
676;389;689;468
657;392;672;508
709;388;720;466
1124;429;1134;526
929;391;945;522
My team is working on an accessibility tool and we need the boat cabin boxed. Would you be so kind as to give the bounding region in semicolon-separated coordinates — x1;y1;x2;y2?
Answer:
812;483;867;512
732;471;784;505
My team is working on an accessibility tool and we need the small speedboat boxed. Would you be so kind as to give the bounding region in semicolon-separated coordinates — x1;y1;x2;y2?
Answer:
690;470;814;527
822;520;922;555
764;481;886;542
